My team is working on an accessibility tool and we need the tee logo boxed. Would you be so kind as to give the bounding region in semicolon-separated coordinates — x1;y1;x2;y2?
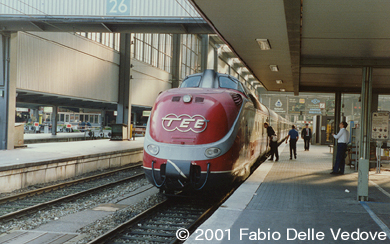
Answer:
162;113;208;133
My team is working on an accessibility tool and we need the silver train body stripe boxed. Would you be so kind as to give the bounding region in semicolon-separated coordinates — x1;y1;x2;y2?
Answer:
143;166;232;174
144;99;246;161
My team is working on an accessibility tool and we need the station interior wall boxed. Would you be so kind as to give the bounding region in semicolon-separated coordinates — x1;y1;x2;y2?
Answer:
11;30;257;118
12;31;174;109
12;31;120;103
130;58;171;107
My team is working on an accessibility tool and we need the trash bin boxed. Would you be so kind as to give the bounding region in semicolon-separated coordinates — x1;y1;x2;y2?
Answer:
14;123;26;148
111;124;128;141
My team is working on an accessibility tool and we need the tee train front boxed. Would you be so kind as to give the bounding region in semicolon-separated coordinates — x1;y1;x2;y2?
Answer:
143;70;289;193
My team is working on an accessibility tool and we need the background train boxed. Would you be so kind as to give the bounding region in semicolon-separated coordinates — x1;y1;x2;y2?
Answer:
143;70;290;193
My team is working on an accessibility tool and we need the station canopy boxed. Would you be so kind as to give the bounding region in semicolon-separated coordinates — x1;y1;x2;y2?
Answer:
0;0;212;34
189;0;390;95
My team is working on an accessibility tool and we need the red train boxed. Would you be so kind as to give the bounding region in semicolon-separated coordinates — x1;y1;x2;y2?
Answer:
143;70;290;193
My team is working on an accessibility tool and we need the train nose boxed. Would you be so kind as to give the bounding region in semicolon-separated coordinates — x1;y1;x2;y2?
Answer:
151;160;210;191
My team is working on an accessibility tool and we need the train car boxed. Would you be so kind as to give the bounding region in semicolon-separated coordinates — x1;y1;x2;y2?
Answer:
143;70;289;193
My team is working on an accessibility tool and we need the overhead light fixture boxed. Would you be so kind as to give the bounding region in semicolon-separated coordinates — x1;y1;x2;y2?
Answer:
269;65;279;72
256;39;271;50
280;88;286;92
276;80;283;84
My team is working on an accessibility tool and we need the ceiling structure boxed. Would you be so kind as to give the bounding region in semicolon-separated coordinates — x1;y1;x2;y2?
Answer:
189;0;390;95
16;90;117;111
0;16;213;34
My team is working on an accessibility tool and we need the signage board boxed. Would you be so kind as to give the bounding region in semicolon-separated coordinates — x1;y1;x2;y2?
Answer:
142;111;151;117
372;112;389;140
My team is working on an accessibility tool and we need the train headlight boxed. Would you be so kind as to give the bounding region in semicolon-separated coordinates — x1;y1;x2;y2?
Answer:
183;94;192;103
147;144;160;155
205;147;221;158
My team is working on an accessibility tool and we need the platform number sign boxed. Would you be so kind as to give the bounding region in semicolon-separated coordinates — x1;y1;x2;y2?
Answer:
106;0;130;16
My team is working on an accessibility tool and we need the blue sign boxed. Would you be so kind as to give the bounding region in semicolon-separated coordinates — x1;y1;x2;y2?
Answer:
107;0;131;16
275;99;283;108
311;99;320;104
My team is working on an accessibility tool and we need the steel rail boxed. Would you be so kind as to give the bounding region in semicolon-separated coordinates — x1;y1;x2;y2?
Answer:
0;163;142;205
87;200;170;244
87;188;237;244
0;165;144;222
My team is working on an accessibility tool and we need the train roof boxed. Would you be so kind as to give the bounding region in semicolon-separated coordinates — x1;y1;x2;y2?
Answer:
180;70;266;111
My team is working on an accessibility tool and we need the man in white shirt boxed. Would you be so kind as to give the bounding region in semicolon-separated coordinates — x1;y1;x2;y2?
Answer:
330;121;350;175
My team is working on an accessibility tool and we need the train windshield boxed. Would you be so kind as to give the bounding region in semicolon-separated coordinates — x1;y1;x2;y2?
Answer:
181;76;201;88
219;76;245;93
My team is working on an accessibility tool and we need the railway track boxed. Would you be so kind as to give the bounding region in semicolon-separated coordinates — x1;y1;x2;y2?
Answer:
87;189;235;244
0;164;145;222
86;154;269;244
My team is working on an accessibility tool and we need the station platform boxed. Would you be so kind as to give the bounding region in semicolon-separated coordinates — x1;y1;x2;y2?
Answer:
23;132;89;144
186;141;390;243
0;138;144;193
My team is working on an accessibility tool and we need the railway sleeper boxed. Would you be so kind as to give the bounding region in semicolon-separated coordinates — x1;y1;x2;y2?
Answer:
143;221;188;227
121;235;169;243
125;231;176;238
136;226;179;231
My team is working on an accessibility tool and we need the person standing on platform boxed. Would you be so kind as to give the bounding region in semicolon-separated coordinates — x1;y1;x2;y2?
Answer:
331;121;350;175
264;122;279;161
286;125;299;160
301;124;312;151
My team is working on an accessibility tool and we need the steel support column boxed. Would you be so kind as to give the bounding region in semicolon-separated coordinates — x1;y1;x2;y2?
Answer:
0;33;15;150
358;67;372;201
116;33;132;138
101;110;106;127
200;35;209;72
332;91;342;165
51;106;57;135
171;34;182;88
213;48;218;71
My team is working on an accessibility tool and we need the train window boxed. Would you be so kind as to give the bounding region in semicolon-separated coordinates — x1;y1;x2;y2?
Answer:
219;77;238;90
181;76;201;88
236;81;246;94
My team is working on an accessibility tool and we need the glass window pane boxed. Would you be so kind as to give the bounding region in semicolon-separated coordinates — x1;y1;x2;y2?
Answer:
182;46;186;65
181;64;186;79
187;50;191;67
152;48;158;67
180;76;201;88
159;34;165;52
166;56;171;73
219;77;238;90
166;35;172;56
183;34;187;46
